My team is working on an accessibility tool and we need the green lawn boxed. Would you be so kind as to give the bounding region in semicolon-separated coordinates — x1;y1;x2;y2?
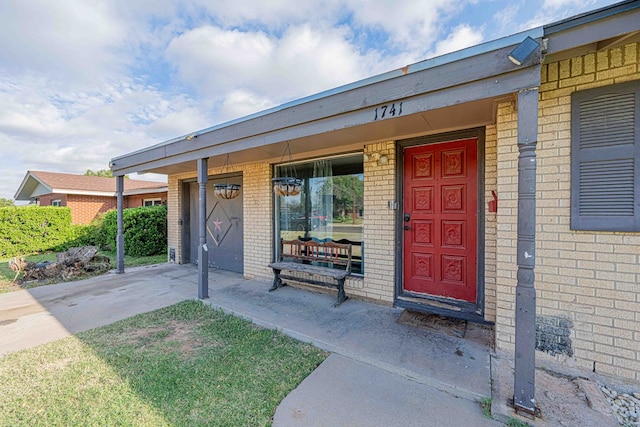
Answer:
0;250;167;293
0;300;328;426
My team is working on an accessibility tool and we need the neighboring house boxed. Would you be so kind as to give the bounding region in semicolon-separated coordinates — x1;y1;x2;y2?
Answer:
111;0;640;406
14;171;168;224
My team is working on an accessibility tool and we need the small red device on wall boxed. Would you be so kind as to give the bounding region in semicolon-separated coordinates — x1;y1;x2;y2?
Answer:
488;191;498;213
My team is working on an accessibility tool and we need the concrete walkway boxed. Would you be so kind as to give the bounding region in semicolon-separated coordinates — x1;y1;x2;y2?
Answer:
0;263;500;426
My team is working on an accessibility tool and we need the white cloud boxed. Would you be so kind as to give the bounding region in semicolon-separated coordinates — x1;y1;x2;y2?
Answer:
347;0;457;53
542;0;594;9
0;1;128;85
165;23;380;116
432;24;484;57
218;89;276;124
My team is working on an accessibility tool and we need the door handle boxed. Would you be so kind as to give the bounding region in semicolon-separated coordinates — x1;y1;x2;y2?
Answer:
404;213;410;222
404;225;411;230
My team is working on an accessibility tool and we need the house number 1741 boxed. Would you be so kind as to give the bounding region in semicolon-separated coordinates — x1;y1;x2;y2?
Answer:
374;102;403;120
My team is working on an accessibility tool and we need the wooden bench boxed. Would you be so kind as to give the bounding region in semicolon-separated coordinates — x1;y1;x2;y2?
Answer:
268;238;353;307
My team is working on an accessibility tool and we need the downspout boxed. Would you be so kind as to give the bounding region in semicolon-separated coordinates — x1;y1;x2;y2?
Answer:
116;175;125;274
197;158;209;299
513;87;539;415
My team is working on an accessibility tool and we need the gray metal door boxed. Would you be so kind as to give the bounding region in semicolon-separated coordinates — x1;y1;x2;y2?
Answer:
189;175;243;273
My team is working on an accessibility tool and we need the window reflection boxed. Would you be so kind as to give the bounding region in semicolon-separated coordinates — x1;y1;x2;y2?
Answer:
275;154;364;274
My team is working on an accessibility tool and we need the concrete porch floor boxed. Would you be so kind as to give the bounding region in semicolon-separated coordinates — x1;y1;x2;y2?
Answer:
1;263;500;425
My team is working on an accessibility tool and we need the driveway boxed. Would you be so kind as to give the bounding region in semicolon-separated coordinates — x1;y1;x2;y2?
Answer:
0;264;196;356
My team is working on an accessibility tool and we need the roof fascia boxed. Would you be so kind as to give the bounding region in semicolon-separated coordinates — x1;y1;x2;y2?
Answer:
43;188;168;197
543;1;640;62
113;65;540;176
112;29;542;175
54;189;116;197
14;172;52;200
122;187;168;196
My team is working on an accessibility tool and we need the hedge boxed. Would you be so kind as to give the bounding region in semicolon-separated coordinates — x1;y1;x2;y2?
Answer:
101;205;167;257
0;206;74;257
0;205;167;258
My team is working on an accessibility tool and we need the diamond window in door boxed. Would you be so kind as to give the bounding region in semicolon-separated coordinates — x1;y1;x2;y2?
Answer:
207;201;232;246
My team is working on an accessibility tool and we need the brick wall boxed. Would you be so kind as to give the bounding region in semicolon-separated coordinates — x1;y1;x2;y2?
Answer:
126;193;167;208
67;194;116;224
167;175;182;263
494;101;520;354
242;162;273;280
495;42;640;382
484;125;498;322
38;193;67;208
359;141;396;303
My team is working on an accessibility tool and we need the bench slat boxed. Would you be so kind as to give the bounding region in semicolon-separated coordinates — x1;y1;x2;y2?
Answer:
268;262;350;279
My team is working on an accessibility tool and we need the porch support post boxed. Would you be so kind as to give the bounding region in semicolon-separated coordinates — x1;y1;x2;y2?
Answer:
116;175;125;274
197;158;209;299
514;87;539;414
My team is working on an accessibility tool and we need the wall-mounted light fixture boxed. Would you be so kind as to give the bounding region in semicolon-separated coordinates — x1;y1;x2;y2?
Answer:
364;151;389;166
185;132;197;141
508;36;540;66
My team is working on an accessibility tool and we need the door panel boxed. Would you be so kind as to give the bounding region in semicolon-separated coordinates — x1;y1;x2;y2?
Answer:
403;139;478;302
189;176;244;273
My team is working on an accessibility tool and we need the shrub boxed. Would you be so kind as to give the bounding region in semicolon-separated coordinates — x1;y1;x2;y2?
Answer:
0;206;74;257
0;205;167;258
53;223;102;251
101;205;167;257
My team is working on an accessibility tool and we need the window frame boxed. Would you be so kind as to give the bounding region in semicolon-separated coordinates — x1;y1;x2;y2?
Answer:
570;80;640;232
51;199;62;207
143;198;162;207
273;153;365;275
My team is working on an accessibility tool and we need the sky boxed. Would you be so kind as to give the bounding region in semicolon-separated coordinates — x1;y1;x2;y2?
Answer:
0;0;623;202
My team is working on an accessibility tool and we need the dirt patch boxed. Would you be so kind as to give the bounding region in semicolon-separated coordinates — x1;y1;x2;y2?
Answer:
125;320;209;357
43;357;74;372
532;369;617;426
492;355;619;427
397;310;467;338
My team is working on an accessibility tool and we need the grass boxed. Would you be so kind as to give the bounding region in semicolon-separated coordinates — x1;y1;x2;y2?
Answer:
0;300;328;426
480;397;492;418
100;250;167;268
0;250;167;293
507;417;532;427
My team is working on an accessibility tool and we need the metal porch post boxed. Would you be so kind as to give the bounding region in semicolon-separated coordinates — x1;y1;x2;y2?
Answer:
514;88;539;414
116;175;125;274
197;158;209;299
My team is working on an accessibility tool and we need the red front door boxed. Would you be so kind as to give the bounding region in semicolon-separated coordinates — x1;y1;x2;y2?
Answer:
402;139;478;302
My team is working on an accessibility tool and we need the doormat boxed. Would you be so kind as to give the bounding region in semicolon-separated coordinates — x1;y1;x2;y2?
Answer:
397;310;467;338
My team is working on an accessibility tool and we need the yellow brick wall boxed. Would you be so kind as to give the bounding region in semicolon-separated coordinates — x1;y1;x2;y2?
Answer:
496;42;640;382
167;175;181;262
484;125;498;323
359;141;396;303
495;101;520;353
242;162;273;280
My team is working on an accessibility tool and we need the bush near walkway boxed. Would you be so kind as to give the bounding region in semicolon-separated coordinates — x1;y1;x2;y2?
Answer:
101;205;167;256
0;205;167;258
0;206;74;257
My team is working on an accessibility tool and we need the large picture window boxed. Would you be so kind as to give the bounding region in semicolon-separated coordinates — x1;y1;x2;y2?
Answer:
275;153;364;274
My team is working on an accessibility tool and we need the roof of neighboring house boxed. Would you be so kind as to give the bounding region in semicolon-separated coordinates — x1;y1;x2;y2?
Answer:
14;171;168;201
